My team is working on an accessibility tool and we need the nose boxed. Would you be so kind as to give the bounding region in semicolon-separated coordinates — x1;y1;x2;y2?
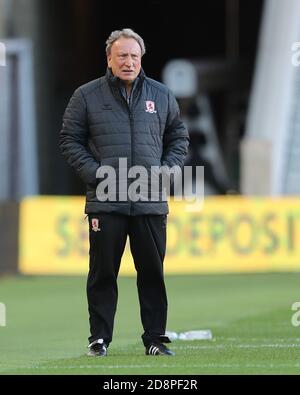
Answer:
124;56;133;68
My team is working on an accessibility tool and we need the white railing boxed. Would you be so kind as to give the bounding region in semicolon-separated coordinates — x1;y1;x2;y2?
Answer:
0;38;38;199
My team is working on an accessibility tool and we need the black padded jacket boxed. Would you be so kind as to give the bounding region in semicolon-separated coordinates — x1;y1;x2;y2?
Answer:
59;68;189;215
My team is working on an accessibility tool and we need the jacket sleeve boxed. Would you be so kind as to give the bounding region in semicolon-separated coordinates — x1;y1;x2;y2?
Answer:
161;90;189;169
59;88;100;186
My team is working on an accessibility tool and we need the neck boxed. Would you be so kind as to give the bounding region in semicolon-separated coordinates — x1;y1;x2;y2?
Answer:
125;83;133;96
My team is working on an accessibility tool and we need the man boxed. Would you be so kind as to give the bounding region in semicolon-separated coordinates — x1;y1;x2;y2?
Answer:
59;28;189;357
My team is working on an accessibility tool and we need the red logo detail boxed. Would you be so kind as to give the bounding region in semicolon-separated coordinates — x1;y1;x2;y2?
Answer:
145;101;157;114
91;218;101;232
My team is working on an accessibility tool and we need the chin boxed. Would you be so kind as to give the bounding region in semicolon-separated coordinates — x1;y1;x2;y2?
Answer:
121;77;135;83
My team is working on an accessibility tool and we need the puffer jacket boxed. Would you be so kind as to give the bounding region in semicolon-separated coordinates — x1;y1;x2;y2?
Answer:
59;68;189;215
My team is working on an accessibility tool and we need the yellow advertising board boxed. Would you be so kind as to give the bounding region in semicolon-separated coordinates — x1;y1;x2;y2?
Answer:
19;196;300;275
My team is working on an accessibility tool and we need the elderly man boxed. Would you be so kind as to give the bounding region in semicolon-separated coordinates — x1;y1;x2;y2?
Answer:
59;28;189;357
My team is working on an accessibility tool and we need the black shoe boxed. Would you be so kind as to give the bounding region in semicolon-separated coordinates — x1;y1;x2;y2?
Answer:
145;342;175;356
87;339;107;357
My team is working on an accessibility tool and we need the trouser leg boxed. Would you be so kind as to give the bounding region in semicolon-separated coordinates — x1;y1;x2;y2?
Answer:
129;215;168;347
87;213;128;345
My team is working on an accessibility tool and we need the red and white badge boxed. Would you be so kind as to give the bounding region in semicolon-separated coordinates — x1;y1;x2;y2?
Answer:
145;101;157;114
91;218;101;232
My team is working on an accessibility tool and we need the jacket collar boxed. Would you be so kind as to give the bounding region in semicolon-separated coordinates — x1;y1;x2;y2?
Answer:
106;67;146;92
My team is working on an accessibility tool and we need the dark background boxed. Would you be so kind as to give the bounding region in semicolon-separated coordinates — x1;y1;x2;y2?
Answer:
33;0;264;195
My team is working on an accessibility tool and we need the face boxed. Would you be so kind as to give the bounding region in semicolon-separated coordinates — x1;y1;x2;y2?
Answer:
107;37;142;85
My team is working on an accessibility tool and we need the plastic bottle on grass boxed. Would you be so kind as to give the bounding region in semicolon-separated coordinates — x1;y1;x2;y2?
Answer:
178;330;213;340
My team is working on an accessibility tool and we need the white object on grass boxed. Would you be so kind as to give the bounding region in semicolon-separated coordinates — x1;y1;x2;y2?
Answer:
178;330;213;340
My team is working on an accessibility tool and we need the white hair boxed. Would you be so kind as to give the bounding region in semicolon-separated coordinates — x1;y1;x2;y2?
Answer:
105;28;146;56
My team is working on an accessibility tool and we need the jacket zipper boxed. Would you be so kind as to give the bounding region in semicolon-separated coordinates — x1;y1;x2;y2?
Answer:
129;109;134;216
119;92;134;215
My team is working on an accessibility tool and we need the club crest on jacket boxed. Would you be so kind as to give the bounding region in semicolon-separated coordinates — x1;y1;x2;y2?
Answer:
145;101;157;114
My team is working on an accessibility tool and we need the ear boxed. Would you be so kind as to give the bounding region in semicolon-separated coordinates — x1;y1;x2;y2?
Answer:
107;54;112;68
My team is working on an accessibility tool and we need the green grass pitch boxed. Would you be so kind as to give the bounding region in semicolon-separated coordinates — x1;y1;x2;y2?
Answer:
0;273;300;375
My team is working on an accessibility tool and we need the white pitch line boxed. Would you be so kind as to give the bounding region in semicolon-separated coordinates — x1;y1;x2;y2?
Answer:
5;362;300;370
217;337;300;342
173;343;300;349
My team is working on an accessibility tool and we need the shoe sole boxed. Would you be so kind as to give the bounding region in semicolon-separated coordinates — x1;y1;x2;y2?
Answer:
146;352;175;356
87;351;107;357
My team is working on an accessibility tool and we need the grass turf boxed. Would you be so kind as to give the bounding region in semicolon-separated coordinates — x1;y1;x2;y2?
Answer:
0;273;300;375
